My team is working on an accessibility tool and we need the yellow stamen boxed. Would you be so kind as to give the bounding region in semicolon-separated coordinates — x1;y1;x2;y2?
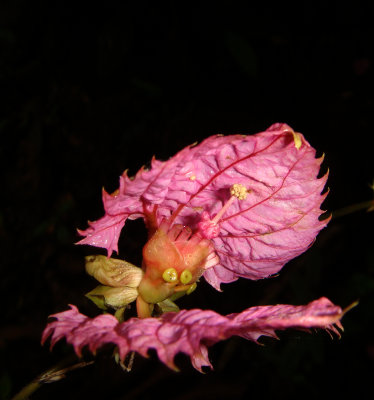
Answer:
210;184;249;225
230;183;248;200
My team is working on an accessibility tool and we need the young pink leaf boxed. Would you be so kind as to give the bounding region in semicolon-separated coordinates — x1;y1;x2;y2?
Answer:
78;123;329;289
42;297;343;372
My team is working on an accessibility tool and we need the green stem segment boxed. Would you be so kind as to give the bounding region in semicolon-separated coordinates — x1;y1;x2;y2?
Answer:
136;295;153;318
11;381;41;400
11;357;94;400
332;199;374;219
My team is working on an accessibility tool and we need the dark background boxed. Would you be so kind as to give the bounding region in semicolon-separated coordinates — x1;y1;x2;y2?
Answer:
1;1;373;399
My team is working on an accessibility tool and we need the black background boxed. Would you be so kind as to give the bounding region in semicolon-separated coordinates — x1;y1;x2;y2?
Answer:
1;1;373;399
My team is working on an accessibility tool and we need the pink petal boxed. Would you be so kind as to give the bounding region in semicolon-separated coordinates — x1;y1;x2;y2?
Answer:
78;123;329;288
42;297;343;372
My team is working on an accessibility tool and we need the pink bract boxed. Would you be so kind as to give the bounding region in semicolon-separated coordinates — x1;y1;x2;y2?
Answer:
78;123;329;290
42;297;343;372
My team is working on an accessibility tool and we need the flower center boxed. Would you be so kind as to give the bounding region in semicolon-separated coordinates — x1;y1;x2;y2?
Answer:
198;183;248;239
136;184;248;318
137;220;211;317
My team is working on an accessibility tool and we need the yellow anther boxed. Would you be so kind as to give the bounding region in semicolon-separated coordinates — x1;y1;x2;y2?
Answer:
189;175;196;181
186;282;197;295
230;183;248;200
162;268;178;283
180;269;193;284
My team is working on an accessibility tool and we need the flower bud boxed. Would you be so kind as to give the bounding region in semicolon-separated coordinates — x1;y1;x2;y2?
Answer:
85;285;139;310
85;255;143;288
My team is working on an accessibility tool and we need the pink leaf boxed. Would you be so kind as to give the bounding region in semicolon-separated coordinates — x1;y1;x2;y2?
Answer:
78;123;329;289
42;298;343;372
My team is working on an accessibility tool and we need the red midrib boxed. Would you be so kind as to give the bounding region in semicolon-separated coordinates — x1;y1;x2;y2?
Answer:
170;134;284;223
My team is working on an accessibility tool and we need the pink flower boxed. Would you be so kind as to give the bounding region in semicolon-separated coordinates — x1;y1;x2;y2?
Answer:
43;123;343;371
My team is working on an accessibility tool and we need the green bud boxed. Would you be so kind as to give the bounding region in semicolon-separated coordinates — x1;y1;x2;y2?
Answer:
85;255;143;288
86;285;138;310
